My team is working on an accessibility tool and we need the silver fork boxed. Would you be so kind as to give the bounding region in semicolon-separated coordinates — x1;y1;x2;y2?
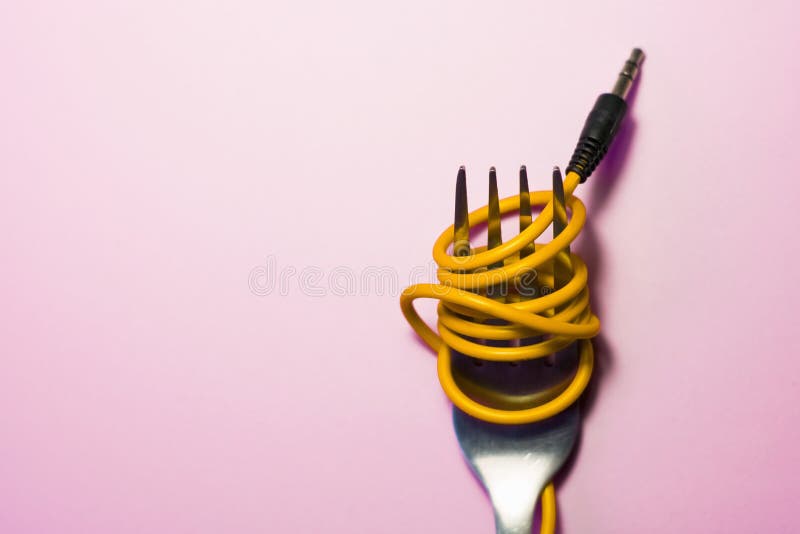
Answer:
450;167;578;533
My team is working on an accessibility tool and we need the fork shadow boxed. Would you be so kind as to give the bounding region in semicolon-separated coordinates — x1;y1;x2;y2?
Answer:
551;78;641;534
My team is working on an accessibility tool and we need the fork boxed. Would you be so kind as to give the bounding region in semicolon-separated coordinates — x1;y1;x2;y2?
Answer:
450;166;579;533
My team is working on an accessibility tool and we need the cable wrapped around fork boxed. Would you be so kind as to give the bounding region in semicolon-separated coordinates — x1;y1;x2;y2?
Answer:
401;168;599;423
399;169;599;533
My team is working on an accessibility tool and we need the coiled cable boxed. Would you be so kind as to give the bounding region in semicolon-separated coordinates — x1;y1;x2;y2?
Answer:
400;169;598;425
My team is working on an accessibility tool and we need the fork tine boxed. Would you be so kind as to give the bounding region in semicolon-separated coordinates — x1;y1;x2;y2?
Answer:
487;167;502;260
516;166;538;347
487;167;505;301
552;166;568;253
552;166;570;308
454;166;471;259
519;165;535;259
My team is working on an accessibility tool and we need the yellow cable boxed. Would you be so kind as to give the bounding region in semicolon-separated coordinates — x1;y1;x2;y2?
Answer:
400;170;598;534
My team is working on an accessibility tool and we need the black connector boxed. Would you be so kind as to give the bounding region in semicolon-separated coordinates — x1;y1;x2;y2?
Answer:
567;48;645;182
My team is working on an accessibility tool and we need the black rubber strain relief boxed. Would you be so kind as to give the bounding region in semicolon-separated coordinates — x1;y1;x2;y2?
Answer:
566;93;627;183
567;137;602;183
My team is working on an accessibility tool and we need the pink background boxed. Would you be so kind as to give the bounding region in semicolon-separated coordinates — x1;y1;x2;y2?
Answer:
2;1;799;533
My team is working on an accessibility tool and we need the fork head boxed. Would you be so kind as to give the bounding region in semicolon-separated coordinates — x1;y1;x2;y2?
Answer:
449;165;578;410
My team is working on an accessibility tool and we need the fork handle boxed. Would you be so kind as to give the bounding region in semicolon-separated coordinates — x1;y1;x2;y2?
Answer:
495;516;533;534
494;504;543;534
492;482;557;534
490;487;539;534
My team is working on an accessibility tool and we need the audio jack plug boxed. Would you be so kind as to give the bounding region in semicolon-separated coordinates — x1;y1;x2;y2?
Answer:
567;48;645;181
